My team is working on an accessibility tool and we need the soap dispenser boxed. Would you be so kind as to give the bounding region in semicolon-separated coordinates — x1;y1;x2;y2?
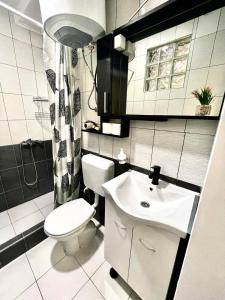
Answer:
118;148;127;164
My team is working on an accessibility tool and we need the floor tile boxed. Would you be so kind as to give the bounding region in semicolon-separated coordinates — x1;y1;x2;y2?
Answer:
8;201;38;223
13;211;44;235
91;261;132;300
33;192;54;209
0;224;15;244
0;254;35;300
73;280;103;299
0;211;11;229
26;237;65;279
40;203;54;218
16;283;42;300
75;230;105;277
38;256;89;300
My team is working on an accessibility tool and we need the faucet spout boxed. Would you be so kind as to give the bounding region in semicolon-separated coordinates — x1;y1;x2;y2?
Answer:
149;165;161;185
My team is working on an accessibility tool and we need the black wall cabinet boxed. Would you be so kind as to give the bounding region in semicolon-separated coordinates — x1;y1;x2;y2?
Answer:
97;34;128;116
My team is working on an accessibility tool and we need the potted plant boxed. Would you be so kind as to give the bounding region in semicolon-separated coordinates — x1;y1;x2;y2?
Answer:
192;87;215;116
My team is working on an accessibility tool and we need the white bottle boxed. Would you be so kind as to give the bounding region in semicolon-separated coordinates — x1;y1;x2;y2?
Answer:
118;148;127;164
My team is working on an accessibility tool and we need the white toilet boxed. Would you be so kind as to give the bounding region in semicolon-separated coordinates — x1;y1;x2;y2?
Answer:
44;154;114;255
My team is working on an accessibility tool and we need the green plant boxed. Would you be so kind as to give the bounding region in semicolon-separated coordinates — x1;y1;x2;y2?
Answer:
192;87;215;105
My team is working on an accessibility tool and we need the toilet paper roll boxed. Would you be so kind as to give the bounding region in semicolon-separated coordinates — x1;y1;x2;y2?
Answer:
112;124;121;136
102;123;112;134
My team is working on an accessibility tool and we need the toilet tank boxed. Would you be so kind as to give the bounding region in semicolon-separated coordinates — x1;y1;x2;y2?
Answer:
82;154;114;197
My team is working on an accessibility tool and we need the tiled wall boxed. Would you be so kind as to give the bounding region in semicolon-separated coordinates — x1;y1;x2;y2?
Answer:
0;6;53;211
127;8;225;116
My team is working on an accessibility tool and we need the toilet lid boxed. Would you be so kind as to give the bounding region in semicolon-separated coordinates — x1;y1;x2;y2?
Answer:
44;198;95;236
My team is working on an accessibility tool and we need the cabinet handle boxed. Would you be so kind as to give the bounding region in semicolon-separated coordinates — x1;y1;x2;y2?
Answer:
104;91;107;113
139;238;156;253
114;220;127;230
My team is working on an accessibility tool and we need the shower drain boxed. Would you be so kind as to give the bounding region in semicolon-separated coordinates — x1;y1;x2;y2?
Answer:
140;201;150;208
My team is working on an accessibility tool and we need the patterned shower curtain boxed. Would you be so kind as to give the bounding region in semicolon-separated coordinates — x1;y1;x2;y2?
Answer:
43;34;81;206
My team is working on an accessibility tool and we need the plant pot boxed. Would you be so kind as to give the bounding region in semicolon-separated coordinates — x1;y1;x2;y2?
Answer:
195;105;211;116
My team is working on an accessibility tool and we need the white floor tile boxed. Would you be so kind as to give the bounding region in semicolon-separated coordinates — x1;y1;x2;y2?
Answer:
0;224;15;244
33;192;54;209
13;211;44;235
91;261;132;300
8;201;38;223
0;254;35;300
27;237;65;280
38;256;89;300
75;230;105;277
0;211;11;229
40;203;54;218
16;283;42;300
73;280;103;299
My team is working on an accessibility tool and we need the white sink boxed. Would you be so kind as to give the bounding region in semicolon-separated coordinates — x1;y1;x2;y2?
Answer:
102;170;198;238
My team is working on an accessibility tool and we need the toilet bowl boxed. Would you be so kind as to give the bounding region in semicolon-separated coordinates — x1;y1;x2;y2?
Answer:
44;154;114;256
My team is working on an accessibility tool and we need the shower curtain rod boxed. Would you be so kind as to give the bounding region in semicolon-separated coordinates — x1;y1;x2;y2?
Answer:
0;1;43;29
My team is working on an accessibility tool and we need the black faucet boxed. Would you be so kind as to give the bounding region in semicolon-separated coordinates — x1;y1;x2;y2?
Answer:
149;165;161;185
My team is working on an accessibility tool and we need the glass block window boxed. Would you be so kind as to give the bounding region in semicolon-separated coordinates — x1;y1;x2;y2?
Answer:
145;37;191;92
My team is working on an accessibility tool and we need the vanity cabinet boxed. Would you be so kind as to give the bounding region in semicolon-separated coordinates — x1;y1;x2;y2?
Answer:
105;199;180;300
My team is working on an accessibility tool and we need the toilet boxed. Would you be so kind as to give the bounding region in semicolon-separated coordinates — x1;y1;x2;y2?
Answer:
44;154;114;255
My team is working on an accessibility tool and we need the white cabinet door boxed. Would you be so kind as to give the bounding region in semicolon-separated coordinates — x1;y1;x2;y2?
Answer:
128;225;180;300
104;198;133;280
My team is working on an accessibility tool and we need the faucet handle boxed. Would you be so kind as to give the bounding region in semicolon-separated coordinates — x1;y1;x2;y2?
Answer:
149;165;161;178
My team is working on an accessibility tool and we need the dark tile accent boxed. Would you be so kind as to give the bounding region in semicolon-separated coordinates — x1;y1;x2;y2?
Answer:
49;177;54;191
18;164;37;185
47;159;53;178
5;188;24;209
0;237;26;268
0;146;16;170
36;161;49;180
0;167;21;191
22;184;39;202
0;234;23;252
23;222;47;251
44;140;53;159
0;193;7;212
0;179;4;194
38;179;51;195
14;144;32;165
33;143;46;162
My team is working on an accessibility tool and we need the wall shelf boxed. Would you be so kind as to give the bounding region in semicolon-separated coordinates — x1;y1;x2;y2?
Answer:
82;129;127;138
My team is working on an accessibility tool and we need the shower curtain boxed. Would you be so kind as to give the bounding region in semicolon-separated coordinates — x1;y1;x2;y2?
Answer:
43;34;81;206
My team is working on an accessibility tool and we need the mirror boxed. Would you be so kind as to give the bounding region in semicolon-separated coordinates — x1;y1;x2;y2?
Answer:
126;7;225;117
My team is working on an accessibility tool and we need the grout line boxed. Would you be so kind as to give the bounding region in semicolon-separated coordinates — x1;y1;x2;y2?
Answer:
176;120;187;180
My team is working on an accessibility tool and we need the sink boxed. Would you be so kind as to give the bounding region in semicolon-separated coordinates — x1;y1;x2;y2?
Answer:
102;170;198;238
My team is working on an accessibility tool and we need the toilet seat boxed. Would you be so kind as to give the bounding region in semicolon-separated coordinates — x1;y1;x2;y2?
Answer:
44;198;95;238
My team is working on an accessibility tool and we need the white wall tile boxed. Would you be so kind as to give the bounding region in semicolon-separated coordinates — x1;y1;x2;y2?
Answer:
178;133;214;185
113;137;130;161
130;128;154;168
30;32;43;48
0;93;7;120
132;101;144;114
218;7;225;31
210;96;223;116
82;132;99;153
35;72;48;97
33;47;44;72
185;68;208;98
145;33;161;48
127;80;134;101
99;136;113;157
126;101;133;114
0;121;12;145
168;99;184;115
27;119;44;140
42;120;52;140
143;101;155;115
139;0;168;15
190;34;215;69
133;80;145;101
0;7;11;37
135;39;147;56
175;20;194;39
18;68;37;95
156;89;170;100
144;91;157;101
152;131;184;177
0;64;20;94
155;100;168;115
0;34;16;66
207;64;225;96
3;93;25;120
10;13;31;44
185;120;218;135
22;95;38;119
160;27;176;44
211;30;225;66
135;55;146;80
14;39;34;70
155;119;186;132
183;98;199;116
130;120;154;130
8;120;28;144
196;9;220;38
